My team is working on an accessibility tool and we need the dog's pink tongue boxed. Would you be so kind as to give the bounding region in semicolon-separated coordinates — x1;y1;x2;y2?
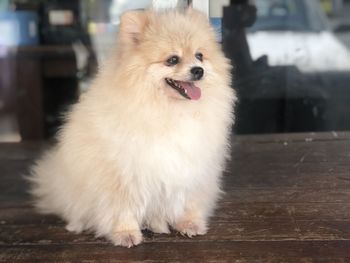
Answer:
180;82;201;100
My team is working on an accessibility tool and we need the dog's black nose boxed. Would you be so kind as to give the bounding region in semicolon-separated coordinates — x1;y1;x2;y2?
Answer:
190;67;204;81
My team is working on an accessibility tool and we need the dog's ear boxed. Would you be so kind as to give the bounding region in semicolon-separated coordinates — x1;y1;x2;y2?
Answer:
119;10;148;46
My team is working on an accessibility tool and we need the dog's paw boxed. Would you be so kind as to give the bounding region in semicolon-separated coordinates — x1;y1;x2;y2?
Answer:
147;218;170;234
150;224;170;234
65;221;84;234
111;229;143;248
175;218;207;238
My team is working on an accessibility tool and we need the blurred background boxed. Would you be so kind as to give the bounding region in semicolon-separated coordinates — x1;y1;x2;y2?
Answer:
1;0;350;142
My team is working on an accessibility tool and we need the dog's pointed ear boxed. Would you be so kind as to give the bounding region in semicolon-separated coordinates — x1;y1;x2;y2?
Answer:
119;10;148;46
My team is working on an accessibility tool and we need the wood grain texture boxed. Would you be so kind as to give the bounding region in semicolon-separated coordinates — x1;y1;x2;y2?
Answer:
1;133;350;262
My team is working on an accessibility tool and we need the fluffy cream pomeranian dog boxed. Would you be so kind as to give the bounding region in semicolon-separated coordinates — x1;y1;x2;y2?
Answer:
29;8;236;247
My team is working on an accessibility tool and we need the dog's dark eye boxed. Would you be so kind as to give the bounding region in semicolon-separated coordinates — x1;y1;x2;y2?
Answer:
195;52;203;62
166;55;180;66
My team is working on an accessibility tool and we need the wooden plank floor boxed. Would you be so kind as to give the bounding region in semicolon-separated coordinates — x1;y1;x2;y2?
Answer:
1;132;350;262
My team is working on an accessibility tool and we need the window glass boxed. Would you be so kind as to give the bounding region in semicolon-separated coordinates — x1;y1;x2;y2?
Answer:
1;0;350;141
220;0;350;133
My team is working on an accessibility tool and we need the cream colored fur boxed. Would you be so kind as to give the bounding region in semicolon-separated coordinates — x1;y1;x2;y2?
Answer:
29;8;236;247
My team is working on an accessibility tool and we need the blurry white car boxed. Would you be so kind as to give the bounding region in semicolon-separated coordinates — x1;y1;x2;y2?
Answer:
247;0;350;72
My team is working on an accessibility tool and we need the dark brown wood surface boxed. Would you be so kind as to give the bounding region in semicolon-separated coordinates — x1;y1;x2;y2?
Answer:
1;132;350;262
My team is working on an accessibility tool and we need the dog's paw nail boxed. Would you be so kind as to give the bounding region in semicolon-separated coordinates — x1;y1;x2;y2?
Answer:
111;230;143;248
176;219;207;238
